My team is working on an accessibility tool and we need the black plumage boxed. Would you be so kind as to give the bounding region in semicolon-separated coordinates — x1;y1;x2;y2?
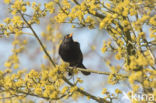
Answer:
59;33;90;75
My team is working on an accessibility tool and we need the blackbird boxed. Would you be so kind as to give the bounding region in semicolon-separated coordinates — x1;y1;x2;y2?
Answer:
59;33;90;75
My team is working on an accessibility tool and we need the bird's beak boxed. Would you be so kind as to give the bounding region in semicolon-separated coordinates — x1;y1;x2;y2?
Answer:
68;33;73;38
66;33;73;38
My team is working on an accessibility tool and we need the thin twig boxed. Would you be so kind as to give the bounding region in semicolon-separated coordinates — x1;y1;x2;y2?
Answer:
19;11;56;67
68;67;128;78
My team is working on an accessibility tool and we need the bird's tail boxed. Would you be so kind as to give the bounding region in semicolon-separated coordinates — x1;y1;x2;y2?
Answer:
78;64;90;75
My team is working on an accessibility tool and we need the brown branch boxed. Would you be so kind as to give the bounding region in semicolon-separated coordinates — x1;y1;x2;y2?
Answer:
143;39;156;64
19;11;56;67
68;67;128;78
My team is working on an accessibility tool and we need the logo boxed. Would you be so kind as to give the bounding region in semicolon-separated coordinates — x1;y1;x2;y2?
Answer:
121;92;155;103
121;92;131;103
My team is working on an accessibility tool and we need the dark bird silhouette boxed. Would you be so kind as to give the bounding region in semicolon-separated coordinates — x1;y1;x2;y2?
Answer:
59;33;90;75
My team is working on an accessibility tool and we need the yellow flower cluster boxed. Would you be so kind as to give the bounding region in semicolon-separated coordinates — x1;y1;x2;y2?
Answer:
2;16;23;37
125;50;154;71
11;0;27;14
108;74;121;85
100;13;113;29
0;61;76;101
115;89;122;94
45;2;55;14
149;15;156;26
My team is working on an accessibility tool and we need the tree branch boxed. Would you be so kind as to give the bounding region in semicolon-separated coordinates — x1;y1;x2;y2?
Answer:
68;67;128;78
19;11;56;67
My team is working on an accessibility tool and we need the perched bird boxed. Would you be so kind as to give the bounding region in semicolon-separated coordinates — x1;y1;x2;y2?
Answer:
59;33;90;75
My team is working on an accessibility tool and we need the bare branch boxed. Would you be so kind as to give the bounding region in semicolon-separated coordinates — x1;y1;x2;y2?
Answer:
68;67;128;78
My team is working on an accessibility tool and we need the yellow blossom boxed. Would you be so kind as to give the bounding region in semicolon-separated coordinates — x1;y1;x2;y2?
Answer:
3;17;11;24
13;63;19;69
50;91;57;98
102;88;107;94
4;61;12;68
34;87;42;95
115;89;122;94
61;86;69;94
45;2;55;13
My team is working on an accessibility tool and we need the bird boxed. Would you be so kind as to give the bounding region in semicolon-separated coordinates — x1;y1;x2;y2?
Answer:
59;33;90;75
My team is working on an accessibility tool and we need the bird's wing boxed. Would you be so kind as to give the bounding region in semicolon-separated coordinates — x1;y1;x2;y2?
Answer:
74;42;83;61
74;41;80;47
58;44;62;56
